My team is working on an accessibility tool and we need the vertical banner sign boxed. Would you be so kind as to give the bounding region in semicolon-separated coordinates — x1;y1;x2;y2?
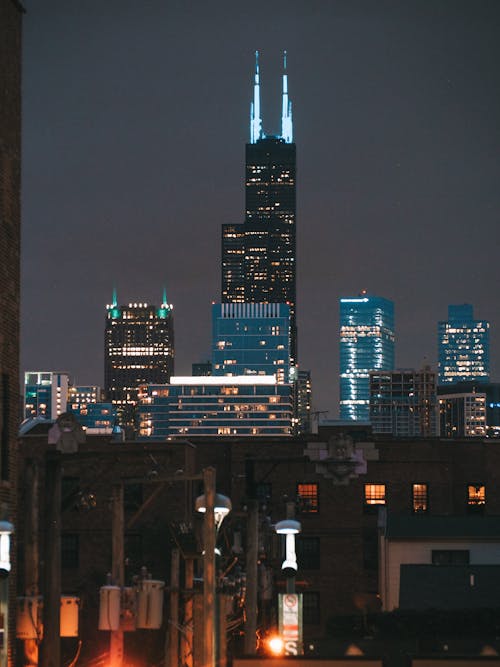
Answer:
278;593;303;655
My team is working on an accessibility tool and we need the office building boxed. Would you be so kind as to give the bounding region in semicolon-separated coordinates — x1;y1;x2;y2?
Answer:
340;294;395;421
24;371;71;420
137;376;293;438
369;367;437;437
221;52;297;365
104;290;174;425
438;304;489;385
437;381;500;438
294;368;312;434
438;392;487;438
212;302;290;383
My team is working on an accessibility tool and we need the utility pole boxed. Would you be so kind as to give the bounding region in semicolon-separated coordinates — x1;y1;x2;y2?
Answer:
24;459;39;667
166;548;180;667
110;484;124;667
244;501;258;655
40;452;61;667
202;467;216;667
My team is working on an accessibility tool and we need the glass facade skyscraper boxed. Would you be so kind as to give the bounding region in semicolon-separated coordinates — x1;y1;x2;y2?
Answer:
221;52;297;365
137;377;293;438
438;304;489;385
212;302;290;383
104;290;174;425
339;295;395;421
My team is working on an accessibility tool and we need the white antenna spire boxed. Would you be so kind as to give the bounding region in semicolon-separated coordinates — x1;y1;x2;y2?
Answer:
281;50;293;143
250;50;263;143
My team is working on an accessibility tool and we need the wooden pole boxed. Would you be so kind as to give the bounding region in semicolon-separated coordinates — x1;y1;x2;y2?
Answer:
243;501;258;655
166;548;180;667
182;557;194;667
24;459;39;667
40;453;61;667
202;467;216;667
110;484;124;667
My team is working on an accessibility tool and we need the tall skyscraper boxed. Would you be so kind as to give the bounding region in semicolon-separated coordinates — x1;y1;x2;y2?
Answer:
221;52;297;364
339;294;395;421
212;302;291;383
104;289;174;424
438;304;490;385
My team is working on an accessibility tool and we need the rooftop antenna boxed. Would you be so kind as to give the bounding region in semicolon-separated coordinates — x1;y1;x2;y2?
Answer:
250;50;263;143
281;50;293;143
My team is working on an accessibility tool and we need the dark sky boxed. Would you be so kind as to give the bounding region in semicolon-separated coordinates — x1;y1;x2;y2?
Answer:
21;0;500;417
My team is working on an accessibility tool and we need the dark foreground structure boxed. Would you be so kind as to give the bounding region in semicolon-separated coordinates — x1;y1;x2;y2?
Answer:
17;421;500;667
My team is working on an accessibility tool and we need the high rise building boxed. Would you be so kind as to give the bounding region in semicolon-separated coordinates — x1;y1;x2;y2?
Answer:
294;368;312;434
221;52;297;364
212;302;290;383
104;289;174;425
137;376;293;438
24;371;71;420
438;392;487;438
438;304;489;385
339;294;395;421
369;367;437;437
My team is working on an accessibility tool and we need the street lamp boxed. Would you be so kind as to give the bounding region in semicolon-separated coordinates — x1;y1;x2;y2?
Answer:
195;493;232;532
275;519;301;579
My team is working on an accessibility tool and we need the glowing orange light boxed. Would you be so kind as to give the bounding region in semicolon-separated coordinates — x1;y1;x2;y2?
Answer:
267;635;285;656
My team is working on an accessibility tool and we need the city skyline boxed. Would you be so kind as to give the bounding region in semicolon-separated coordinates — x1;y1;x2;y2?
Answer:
21;1;500;416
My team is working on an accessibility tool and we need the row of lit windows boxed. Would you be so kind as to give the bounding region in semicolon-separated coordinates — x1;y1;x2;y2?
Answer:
365;483;486;512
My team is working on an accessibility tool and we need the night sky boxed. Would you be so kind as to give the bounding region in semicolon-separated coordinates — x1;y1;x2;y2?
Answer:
21;1;500;417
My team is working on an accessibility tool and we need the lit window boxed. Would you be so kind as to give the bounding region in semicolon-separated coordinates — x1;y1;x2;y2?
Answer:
297;483;318;513
364;484;386;506
412;483;428;513
467;484;485;511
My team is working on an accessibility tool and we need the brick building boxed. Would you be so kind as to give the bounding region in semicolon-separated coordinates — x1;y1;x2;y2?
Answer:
17;423;500;665
0;1;23;665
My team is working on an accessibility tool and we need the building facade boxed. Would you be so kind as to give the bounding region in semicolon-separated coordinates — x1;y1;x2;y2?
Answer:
0;2;23;663
369;367;437;437
212;303;290;383
137;376;293;438
221;52;297;365
438;392;487;438
24;371;71;420
340;295;395;421
104;291;174;425
438;304;489;385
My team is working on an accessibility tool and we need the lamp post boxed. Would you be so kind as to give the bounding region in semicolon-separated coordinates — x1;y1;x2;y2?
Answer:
196;468;231;667
275;517;302;655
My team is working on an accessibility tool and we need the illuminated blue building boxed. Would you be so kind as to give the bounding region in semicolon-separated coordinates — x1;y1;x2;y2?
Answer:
438;304;489;385
137;376;293;438
339;295;395;421
212;303;290;383
24;371;71;419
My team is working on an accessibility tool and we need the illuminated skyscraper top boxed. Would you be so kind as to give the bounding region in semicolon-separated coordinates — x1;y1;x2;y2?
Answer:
250;50;293;144
224;52;297;364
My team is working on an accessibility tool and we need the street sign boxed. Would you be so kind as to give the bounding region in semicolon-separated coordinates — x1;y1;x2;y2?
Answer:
278;593;303;655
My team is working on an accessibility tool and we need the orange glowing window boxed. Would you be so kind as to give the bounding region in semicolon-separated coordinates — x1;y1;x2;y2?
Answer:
297;483;319;513
364;484;386;505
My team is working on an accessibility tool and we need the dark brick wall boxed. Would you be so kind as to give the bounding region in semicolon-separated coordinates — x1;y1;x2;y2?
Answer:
0;1;22;665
